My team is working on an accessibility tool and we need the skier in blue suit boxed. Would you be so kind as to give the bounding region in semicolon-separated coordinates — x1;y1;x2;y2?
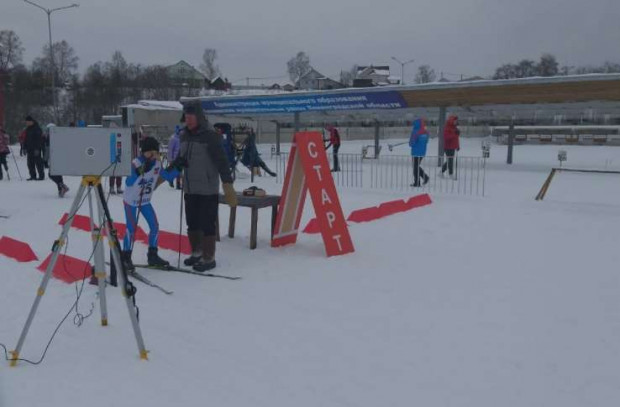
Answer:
409;118;430;187
121;137;185;270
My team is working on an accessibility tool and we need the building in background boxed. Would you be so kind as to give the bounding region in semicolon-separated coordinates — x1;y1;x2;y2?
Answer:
355;65;400;87
166;60;208;88
298;68;345;90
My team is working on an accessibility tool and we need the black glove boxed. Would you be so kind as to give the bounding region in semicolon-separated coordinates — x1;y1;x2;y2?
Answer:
169;156;188;172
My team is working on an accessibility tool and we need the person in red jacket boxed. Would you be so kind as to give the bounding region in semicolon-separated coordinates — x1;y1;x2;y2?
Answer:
325;125;341;172
442;115;460;177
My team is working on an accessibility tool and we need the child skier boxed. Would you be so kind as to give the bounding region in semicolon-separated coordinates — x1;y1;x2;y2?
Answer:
121;136;184;271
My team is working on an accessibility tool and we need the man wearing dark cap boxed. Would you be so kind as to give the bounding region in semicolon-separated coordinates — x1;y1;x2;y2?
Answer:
179;102;237;272
24;115;45;180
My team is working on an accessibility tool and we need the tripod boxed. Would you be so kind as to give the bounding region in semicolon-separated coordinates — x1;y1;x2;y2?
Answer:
10;176;148;366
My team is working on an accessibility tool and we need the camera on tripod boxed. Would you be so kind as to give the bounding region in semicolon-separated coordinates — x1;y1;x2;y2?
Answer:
49;127;133;176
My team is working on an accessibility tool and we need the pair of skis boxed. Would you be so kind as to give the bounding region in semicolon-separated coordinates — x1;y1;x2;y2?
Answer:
110;263;241;296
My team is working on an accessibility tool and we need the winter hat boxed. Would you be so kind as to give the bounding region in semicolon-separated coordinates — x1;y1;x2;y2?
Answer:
183;104;199;116
140;136;160;153
182;102;206;127
25;115;34;122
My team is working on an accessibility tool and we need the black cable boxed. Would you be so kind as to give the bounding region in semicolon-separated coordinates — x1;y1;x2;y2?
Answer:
0;161;118;366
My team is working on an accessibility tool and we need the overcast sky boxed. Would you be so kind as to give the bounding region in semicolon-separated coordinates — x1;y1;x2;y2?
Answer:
2;0;619;85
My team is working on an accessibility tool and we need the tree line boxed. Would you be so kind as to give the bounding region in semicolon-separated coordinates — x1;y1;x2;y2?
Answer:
287;51;620;86
2;27;619;136
0;30;221;137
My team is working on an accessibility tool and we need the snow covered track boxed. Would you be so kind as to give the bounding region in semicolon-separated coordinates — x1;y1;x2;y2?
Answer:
1;139;620;406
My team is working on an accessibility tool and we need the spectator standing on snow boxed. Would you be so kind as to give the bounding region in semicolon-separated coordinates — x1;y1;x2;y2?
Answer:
409;118;430;187
442;115;460;178
0;125;10;181
18;128;26;156
24;115;45;181
167;126;182;189
108;120;124;194
214;123;236;174
44;124;69;197
325;125;341;172
179;102;237;272
240;128;276;177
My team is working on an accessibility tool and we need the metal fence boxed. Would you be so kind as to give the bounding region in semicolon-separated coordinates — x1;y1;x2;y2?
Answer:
369;155;486;196
274;153;486;196
275;152;364;188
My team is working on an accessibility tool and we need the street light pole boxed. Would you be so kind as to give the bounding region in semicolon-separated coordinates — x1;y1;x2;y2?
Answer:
23;0;79;123
391;56;415;86
0;44;5;128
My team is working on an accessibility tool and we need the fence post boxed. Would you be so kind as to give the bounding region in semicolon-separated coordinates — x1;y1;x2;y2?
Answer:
507;122;515;164
374;120;381;159
294;112;300;133
275;121;281;155
437;106;447;166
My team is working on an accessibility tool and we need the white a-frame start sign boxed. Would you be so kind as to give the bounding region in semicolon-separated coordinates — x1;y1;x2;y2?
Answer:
271;132;354;257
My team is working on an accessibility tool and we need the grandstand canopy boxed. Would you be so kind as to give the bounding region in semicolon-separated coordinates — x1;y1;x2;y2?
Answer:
181;74;620;123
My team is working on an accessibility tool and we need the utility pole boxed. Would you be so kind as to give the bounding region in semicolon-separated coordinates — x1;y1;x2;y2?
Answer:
391;56;415;85
23;0;79;123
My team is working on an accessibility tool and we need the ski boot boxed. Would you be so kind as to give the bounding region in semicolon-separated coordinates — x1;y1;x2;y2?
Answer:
59;184;69;198
121;250;135;273
147;247;169;267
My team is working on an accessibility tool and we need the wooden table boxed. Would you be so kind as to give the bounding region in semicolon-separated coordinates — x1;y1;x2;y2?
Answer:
218;194;281;250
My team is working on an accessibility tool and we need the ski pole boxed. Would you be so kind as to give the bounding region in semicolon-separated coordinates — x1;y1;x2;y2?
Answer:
9;146;23;181
177;179;184;269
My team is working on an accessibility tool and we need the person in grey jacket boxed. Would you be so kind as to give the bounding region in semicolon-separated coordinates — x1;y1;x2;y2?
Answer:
178;102;237;272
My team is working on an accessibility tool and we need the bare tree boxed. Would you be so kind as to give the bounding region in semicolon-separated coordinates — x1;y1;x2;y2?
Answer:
199;48;220;80
0;30;24;71
414;65;436;84
602;61;620;73
287;51;311;85
105;50;129;84
493;63;516;80
32;40;79;86
340;65;358;87
537;54;559;77
514;59;537;78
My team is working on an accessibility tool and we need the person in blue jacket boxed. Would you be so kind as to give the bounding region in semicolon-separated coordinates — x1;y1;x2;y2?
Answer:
409;118;430;187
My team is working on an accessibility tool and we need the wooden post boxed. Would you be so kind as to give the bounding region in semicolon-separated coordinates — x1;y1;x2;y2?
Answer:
250;207;258;250
535;168;557;201
228;206;237;238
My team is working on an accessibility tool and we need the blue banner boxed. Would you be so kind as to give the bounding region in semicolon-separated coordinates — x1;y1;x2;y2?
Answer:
201;91;407;115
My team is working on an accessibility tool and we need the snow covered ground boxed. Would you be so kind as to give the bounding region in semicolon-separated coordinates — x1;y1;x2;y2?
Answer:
1;138;620;407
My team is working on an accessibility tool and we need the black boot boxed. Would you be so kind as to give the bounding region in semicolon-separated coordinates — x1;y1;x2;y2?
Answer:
147;247;169;267
193;235;216;272
184;231;203;266
122;251;135;272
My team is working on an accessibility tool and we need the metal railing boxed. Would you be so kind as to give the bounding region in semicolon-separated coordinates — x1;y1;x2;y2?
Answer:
274;153;486;196
369;155;486;196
